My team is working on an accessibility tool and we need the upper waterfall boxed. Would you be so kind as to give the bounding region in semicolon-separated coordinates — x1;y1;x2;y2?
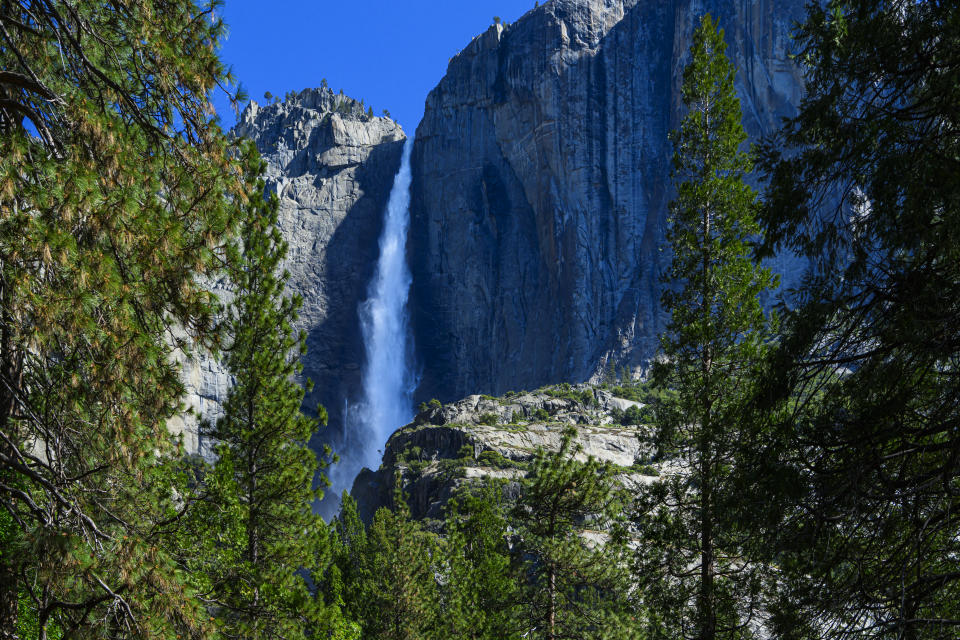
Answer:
328;138;417;506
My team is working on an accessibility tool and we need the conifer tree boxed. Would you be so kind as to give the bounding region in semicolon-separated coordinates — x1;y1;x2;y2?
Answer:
636;14;776;640
323;493;369;637
0;1;247;637
360;486;439;640
442;483;524;640
184;146;342;639
514;427;635;640
322;488;440;640
751;2;960;637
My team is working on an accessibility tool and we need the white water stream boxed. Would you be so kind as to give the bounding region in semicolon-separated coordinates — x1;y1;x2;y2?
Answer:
328;138;417;506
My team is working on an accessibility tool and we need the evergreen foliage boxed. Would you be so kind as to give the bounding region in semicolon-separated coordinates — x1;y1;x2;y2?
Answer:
183;144;345;639
364;493;440;640
323;494;367;640
513;426;636;640
441;483;524;640
636;15;776;640
325;486;439;640
0;1;246;636
748;1;960;638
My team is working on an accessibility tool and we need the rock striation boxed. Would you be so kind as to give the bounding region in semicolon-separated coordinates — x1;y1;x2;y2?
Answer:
177;88;406;453
408;0;807;403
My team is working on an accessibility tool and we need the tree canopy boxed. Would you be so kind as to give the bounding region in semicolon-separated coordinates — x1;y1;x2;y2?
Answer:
750;1;960;638
0;1;249;636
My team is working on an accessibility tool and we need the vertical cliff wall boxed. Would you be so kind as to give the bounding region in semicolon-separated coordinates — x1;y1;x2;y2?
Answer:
408;0;806;402
235;89;406;432
175;88;406;454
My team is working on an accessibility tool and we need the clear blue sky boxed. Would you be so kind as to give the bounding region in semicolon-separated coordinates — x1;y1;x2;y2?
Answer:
212;1;539;133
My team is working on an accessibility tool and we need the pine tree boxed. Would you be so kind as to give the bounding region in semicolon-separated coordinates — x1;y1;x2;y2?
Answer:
361;486;439;640
0;1;246;637
513;426;635;640
323;494;368;630
322;487;439;640
636;14;776;640
442;483;524;640
751;2;960;638
184;145;341;639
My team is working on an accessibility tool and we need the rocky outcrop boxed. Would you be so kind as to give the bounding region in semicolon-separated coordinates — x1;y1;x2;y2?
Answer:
351;385;659;523
408;0;806;403
179;88;406;452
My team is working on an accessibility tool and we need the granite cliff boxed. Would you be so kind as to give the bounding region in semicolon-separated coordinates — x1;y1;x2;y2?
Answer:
408;0;806;403
174;88;406;453
177;1;810;506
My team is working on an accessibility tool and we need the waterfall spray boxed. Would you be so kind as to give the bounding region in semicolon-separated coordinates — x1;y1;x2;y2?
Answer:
327;138;417;506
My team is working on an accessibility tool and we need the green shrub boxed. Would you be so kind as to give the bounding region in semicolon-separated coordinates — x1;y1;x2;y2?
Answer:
543;384;595;406
622;405;644;425
478;412;499;426
632;464;659;477
477;449;526;470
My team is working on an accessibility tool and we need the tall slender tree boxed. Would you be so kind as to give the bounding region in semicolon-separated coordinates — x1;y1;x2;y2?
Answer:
184;145;343;639
514;426;635;640
750;1;960;637
322;493;369;638
441;483;524;640
636;14;776;640
359;486;440;640
321;487;440;640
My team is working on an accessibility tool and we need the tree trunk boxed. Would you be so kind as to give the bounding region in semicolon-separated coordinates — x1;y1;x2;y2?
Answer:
247;394;260;610
547;562;556;640
698;182;716;640
0;568;18;640
699;445;715;640
0;278;20;640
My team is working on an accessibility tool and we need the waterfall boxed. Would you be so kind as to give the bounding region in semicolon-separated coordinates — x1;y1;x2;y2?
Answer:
326;138;417;508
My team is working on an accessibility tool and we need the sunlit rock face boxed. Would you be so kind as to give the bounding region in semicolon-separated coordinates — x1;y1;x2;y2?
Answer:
235;89;407;434
179;88;406;453
408;0;806;403
350;385;661;525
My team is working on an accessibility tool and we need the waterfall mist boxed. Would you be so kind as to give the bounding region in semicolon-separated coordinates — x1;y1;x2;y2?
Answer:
324;138;417;515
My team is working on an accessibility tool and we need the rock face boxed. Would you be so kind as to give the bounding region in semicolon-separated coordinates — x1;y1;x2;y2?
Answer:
179;88;406;452
234;89;406;433
351;385;657;523
408;0;806;403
